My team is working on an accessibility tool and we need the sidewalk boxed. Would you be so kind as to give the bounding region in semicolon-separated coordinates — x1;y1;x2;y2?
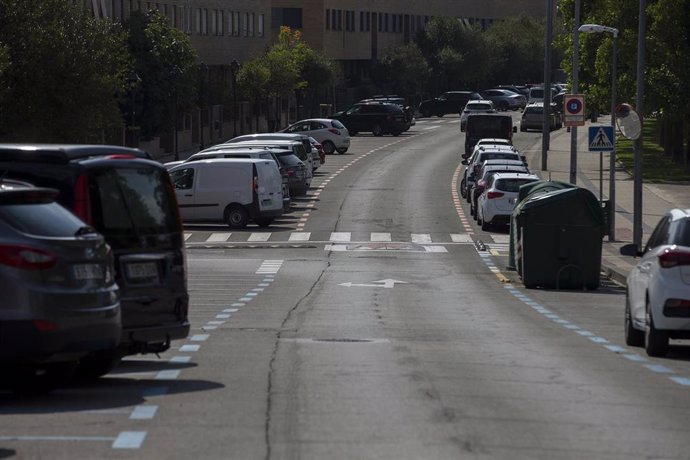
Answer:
523;116;688;285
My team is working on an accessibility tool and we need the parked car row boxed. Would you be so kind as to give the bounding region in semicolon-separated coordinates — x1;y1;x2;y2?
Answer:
0;144;190;393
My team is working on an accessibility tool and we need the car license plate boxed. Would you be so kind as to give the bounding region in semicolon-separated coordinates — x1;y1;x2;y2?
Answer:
126;262;158;279
73;263;104;280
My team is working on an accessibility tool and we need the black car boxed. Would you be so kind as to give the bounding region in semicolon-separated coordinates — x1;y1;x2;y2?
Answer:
0;144;190;378
418;91;482;118
358;96;415;130
331;102;408;136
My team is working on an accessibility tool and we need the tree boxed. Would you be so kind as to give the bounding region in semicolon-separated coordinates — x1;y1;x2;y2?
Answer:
484;14;545;86
374;44;429;97
237;58;270;131
0;0;130;142
124;10;198;141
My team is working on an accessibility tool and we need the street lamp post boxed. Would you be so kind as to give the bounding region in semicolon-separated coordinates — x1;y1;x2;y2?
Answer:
578;23;619;241
125;71;141;147
230;59;240;138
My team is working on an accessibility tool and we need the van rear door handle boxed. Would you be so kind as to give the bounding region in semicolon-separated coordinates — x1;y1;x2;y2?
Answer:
184;194;193;197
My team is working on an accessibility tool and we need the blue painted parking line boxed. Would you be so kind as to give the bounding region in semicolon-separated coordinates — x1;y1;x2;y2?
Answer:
645;364;673;373
622;354;648;362
669;376;690;386
142;386;168;397
130;405;158;420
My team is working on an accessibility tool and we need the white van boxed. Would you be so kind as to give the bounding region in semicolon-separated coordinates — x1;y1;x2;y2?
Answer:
168;158;283;229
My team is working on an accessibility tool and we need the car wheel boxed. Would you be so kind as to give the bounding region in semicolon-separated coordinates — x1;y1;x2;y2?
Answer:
436;112;444;117
625;294;645;347
322;140;336;155
481;217;490;231
372;124;384;136
645;301;669;357
6;361;78;395
391;130;401;137
349;131;358;136
460;178;467;198
74;349;125;380
226;205;249;229
520;126;526;132
336;147;348;154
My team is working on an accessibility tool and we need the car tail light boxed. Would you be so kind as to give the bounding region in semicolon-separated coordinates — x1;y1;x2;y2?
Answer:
163;175;185;237
487;191;505;199
253;175;259;193
328;128;341;136
478;179;486;187
0;244;57;270
105;154;137;160
73;173;92;224
659;247;690;268
665;299;690;308
286;169;295;177
33;320;58;331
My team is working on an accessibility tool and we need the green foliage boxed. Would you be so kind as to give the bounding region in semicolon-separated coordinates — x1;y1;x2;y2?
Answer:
237;58;270;104
124;10;198;141
0;0;130;142
374;43;429;95
484;14;545;85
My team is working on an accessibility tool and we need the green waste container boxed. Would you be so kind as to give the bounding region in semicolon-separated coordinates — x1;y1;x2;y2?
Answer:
508;180;575;271
512;186;605;290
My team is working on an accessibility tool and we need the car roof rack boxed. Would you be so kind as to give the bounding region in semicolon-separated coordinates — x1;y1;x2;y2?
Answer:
0;144;150;163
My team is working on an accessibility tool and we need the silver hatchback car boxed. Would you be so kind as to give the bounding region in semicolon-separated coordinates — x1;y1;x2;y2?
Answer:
0;181;120;393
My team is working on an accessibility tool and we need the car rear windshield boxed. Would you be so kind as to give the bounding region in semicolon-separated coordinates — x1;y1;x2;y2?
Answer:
0;201;89;237
274;152;302;167
496;178;539;192
331;120;346;129
467;103;492;111
525;107;543;115
676;219;690;246
89;167;179;235
480;152;520;162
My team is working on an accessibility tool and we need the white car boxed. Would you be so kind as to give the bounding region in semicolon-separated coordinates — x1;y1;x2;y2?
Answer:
476;172;540;230
460;100;495;132
281;118;351;155
460;145;523;200
621;209;690;357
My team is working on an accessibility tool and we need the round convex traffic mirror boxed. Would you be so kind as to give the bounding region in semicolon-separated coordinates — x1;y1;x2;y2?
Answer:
615;103;642;140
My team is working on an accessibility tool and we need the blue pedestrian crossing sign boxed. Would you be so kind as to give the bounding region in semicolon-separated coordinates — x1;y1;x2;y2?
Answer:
588;126;615;151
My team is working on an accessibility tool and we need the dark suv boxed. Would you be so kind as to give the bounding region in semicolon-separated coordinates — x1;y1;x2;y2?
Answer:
0;144;190;378
331;102;408;136
418;91;482;118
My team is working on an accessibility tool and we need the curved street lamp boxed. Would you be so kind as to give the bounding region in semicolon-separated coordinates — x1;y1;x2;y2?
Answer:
578;23;618;241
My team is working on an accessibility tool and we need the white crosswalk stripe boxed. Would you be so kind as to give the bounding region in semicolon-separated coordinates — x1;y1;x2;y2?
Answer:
207;232;232;242
330;232;351;242
288;232;311;241
370;232;392;242
248;233;271;242
411;233;432;244
450;233;473;243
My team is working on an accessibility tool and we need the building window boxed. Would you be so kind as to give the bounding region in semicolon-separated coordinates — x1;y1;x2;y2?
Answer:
272;8;303;30
228;11;234;36
195;8;201;34
326;9;331;30
398;14;403;33
218;10;224;35
201;9;208;35
258;13;264;36
233;11;239;36
249;12;254;36
242;12;248;36
378;12;382;32
211;10;217;35
366;12;371;31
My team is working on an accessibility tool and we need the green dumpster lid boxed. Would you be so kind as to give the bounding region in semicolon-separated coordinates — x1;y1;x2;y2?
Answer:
517;187;605;228
517;180;574;203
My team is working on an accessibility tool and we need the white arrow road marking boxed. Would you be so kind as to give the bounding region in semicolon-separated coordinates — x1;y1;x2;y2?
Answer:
338;279;408;289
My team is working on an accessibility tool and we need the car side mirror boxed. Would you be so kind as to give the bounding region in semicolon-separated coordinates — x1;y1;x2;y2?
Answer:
620;243;642;257
461;160;468;165
513;126;518;133
520;156;527;163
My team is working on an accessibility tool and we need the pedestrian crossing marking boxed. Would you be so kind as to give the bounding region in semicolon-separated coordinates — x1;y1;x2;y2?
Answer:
491;235;510;244
207;233;231;242
288;232;311;241
411;233;432;244
248;233;271;242
330;232;351;242
371;232;392;242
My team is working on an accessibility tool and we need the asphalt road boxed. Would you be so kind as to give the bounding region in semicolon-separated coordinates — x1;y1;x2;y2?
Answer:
3;116;690;460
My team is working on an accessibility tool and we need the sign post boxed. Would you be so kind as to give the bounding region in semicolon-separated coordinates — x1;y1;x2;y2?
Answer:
588;125;615;204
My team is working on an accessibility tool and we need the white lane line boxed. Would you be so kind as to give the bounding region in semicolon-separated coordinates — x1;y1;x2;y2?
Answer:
248;233;271;242
190;334;209;342
411;233;432;244
206;233;232;242
169;356;192;363
669;376;690;386
130;405;158;420
206;321;225;325
371;232;392;242
491;234;510;243
645;364;673;373
223;308;239;313
216;314;231;319
421;245;448;253
112;431;147;449
184;233;192;241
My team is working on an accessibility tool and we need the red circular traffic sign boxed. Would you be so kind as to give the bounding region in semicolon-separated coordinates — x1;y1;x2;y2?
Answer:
566;99;583;114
